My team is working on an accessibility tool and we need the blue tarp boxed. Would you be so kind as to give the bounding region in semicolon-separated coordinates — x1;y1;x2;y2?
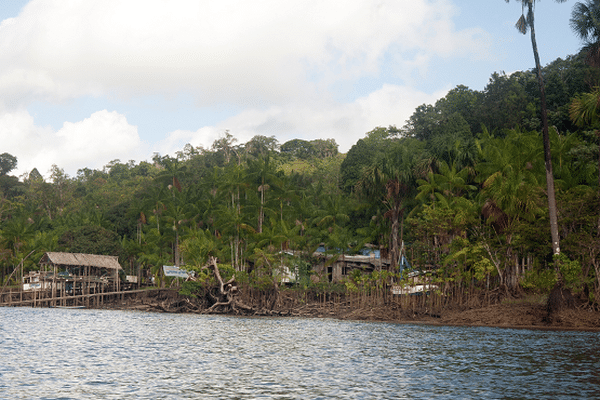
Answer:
398;255;412;278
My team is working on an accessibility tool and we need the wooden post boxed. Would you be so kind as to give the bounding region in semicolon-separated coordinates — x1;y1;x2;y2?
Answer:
52;265;56;307
85;266;89;308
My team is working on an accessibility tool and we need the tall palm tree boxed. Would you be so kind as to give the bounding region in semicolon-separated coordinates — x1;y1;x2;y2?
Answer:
505;0;566;257
163;189;195;269
216;163;251;269
570;0;600;67
246;156;282;234
360;139;422;270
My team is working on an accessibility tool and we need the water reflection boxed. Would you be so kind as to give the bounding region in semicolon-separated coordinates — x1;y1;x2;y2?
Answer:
0;307;599;399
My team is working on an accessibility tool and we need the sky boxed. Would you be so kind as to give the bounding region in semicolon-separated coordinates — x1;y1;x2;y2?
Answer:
0;0;583;179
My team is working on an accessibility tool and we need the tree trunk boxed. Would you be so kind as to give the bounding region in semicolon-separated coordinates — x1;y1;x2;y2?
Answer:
174;229;180;269
528;3;561;258
389;210;399;271
597;130;600;236
203;256;253;314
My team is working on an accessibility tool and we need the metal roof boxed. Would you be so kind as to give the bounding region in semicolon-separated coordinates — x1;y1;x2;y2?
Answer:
39;252;122;270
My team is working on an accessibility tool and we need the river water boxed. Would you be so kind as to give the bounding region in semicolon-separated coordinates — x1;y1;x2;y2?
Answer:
0;307;599;399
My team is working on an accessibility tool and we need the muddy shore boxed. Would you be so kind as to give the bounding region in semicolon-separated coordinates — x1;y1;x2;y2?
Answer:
96;289;600;332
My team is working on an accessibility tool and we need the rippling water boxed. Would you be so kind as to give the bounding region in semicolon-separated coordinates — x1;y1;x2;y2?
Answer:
1;307;599;399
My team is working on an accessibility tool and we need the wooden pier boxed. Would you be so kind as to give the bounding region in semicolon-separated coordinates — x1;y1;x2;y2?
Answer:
0;287;152;309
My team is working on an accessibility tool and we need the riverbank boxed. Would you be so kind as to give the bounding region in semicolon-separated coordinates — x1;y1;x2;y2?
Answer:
94;288;600;332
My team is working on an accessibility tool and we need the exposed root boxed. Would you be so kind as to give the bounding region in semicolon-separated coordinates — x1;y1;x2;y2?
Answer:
201;256;255;315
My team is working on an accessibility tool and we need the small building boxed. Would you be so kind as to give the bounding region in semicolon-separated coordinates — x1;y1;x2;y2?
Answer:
23;252;123;296
313;252;389;283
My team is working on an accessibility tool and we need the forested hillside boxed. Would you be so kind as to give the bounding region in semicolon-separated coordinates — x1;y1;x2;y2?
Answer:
2;49;600;305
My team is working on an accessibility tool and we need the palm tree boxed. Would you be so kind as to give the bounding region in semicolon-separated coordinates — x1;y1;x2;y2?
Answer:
416;161;476;205
154;155;187;191
505;0;567;257
216;163;251;269
246;156;282;234
570;87;600;233
360;139;422;270
570;1;600;233
1;215;36;284
570;0;600;67
163;190;194;269
477;128;546;221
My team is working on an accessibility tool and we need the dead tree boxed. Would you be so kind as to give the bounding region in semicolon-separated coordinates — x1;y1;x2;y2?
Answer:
203;256;253;314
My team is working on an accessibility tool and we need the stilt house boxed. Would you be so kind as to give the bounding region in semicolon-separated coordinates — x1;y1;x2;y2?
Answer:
23;252;123;296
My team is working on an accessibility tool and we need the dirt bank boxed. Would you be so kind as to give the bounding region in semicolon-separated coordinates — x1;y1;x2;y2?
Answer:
96;289;600;332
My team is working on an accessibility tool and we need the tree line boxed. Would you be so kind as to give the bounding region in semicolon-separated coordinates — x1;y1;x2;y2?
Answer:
3;1;600;306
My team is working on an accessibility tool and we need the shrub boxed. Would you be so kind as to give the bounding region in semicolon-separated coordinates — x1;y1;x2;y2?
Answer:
520;268;556;293
555;253;582;291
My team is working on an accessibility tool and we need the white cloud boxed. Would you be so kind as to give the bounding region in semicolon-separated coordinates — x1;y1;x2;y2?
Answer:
0;0;491;109
159;84;448;155
0;109;145;178
0;0;494;175
55;110;145;168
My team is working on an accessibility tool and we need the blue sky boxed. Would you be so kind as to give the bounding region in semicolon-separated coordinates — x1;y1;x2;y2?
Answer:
0;0;582;178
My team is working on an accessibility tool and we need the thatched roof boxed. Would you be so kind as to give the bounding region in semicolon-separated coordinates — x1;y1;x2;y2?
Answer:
39;252;122;270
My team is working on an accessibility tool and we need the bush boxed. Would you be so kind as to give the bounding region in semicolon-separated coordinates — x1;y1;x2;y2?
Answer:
520;268;556;293
555;253;582;291
179;280;204;298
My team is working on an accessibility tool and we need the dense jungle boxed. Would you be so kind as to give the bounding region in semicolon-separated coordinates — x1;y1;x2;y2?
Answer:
5;3;600;327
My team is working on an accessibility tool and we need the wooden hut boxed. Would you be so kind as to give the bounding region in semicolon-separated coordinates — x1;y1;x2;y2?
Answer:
22;252;122;305
313;253;389;283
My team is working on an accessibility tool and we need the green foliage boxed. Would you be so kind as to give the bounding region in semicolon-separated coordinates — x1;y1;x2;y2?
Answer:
280;139;315;160
295;258;312;288
570;0;600;71
7;48;600;298
310;139;339;158
473;257;496;282
520;268;557;293
217;263;237;282
248;265;278;290
280;139;338;160
340;127;396;192
555;253;583;290
340;139;374;193
0;153;17;176
243;135;279;160
58;225;122;256
520;255;583;293
180;229;221;268
442;237;496;284
179;280;204;298
0;175;24;199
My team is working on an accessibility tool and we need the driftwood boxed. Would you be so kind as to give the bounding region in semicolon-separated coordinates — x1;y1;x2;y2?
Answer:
203;256;254;314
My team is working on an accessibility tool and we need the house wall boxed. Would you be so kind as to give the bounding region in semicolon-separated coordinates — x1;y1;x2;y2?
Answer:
315;260;377;283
